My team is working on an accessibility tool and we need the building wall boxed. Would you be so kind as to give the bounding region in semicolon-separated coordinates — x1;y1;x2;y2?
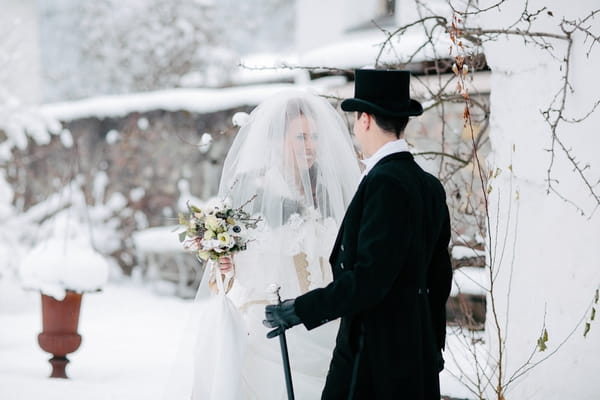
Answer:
481;1;600;398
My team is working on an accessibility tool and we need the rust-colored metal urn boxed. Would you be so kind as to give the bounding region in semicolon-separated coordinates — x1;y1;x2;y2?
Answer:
37;291;83;378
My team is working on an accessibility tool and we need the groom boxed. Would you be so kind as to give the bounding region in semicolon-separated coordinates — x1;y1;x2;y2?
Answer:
264;69;453;399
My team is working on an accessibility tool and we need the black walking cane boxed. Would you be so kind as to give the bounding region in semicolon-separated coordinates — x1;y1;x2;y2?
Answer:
272;286;295;400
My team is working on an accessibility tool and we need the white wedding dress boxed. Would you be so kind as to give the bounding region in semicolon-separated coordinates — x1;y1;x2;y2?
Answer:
164;90;360;400
226;213;341;399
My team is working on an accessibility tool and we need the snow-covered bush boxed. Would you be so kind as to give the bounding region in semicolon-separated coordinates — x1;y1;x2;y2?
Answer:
0;172;20;280
0;90;61;163
0;89;62;281
9;178;119;298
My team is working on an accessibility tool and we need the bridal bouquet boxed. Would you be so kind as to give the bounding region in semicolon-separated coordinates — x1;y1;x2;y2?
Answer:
178;196;261;262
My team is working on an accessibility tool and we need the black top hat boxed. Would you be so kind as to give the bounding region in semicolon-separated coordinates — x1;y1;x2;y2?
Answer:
341;69;423;118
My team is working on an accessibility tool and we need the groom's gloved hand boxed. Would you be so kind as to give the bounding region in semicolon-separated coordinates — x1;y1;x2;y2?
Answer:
263;299;301;339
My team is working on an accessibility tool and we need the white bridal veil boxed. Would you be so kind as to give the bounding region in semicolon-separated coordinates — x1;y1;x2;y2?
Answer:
164;89;361;400
219;89;360;228
218;89;361;292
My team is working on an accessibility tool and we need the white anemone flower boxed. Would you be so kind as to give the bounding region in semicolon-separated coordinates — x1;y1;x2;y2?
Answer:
217;232;234;248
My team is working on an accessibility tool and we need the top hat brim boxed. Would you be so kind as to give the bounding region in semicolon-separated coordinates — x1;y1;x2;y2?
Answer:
341;98;423;117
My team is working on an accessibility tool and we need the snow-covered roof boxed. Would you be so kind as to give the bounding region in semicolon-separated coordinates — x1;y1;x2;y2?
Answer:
299;30;453;70
230;29;456;87
40;84;298;122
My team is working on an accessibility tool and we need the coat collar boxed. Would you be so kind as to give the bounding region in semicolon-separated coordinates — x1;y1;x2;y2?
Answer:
355;152;414;190
361;139;409;177
370;151;414;171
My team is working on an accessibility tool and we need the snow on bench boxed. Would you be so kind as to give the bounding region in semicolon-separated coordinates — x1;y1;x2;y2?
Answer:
132;225;203;298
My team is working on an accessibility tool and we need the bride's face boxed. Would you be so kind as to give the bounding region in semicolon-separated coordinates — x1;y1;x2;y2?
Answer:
284;115;318;170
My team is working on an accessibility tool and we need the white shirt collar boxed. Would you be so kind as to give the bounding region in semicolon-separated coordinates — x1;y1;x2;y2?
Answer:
361;139;409;177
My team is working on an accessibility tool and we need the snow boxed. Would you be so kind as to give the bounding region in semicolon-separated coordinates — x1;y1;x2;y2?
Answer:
19;238;110;301
0;278;476;400
232;53;300;85
451;267;487;296
40;84;297;122
132;225;183;254
15;181;81;223
12;181;113;300
231;111;250;127
133;210;149;230
0;280;192;400
299;31;452;69
92;172;109;204
176;179;205;213
452;245;486;260
0;172;14;220
0;176;125;292
198;132;213;154
0;97;62;160
105;192;127;211
129;187;145;202
105;129;120;144
59;128;74;148
136;117;149;130
441;327;488;400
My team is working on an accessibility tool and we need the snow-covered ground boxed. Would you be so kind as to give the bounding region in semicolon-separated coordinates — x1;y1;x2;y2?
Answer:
0;279;191;400
0;278;476;400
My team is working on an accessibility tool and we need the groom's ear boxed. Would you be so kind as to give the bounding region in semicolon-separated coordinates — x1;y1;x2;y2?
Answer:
356;111;371;131
362;112;373;131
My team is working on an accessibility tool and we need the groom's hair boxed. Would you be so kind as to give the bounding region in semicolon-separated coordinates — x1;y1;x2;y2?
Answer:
358;112;409;138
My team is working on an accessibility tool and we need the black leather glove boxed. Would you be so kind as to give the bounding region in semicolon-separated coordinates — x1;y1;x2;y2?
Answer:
263;299;301;339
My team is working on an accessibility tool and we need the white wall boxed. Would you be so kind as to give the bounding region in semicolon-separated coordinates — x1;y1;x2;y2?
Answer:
0;0;41;104
481;1;600;399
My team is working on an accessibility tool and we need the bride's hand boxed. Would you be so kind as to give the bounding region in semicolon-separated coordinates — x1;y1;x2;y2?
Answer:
209;256;235;294
218;256;234;274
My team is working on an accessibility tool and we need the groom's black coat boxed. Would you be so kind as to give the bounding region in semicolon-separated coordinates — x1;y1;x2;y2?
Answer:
295;152;452;400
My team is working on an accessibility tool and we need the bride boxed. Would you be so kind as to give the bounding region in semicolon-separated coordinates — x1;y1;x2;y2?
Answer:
169;90;361;400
